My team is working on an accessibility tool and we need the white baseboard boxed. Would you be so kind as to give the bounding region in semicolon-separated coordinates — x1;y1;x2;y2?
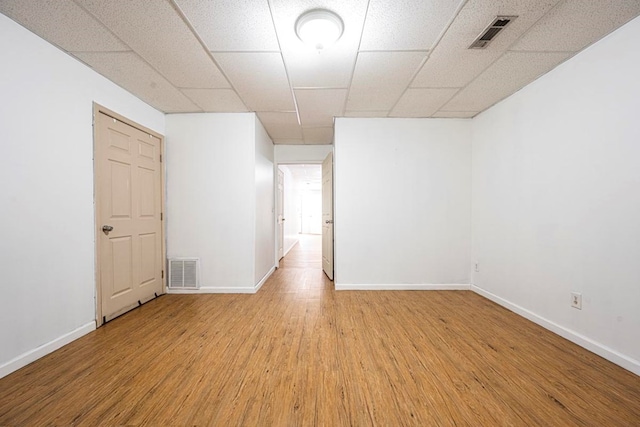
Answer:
0;321;96;379
167;286;256;294
255;266;276;293
283;240;298;257
471;285;640;376
166;266;276;295
335;283;471;291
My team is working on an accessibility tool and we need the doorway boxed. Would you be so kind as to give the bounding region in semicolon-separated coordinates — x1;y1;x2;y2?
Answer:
277;158;333;279
277;163;321;256
94;104;166;325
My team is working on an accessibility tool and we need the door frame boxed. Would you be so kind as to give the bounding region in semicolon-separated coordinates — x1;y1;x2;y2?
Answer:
274;161;329;268
321;153;334;280
277;168;284;261
93;103;167;327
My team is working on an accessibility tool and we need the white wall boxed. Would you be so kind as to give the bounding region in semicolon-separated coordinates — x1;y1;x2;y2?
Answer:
0;14;164;378
165;113;256;291
334;118;472;289
471;16;640;375
254;117;275;285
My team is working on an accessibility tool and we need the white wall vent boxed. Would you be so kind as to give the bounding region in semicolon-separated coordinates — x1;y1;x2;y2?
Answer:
168;258;199;289
469;16;517;49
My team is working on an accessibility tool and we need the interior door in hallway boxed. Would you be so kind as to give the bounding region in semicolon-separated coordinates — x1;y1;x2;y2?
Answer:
95;110;164;323
277;168;284;261
322;153;334;280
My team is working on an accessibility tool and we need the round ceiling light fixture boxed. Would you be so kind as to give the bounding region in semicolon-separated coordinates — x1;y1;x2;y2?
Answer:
295;9;344;50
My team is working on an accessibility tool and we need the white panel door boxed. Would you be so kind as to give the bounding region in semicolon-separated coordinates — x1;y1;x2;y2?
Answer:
96;111;163;323
322;153;334;280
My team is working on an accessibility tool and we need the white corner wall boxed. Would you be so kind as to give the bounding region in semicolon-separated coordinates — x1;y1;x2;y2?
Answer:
166;113;275;293
471;16;640;375
165;113;256;292
0;14;164;378
254;117;275;288
334;118;472;289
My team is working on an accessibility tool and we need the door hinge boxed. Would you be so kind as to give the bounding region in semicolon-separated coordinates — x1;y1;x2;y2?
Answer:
162;270;164;279
161;212;163;220
160;154;162;163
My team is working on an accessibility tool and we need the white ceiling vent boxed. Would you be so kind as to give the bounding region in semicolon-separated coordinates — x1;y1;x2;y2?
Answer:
469;16;517;49
168;258;199;289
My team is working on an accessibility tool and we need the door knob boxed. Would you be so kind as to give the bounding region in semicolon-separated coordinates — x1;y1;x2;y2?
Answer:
102;225;114;234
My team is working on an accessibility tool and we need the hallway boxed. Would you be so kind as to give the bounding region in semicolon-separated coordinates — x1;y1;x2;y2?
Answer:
279;233;323;271
0;235;639;425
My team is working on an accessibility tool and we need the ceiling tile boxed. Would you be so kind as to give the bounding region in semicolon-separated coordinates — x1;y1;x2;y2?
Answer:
181;88;248;112
360;0;465;50
257;112;302;139
511;0;640;52
303;127;334;144
432;111;478;118
6;0;637;120
295;89;347;127
73;52;201;112
411;0;560;88
270;0;368;88
441;51;572;112
282;48;357;89
0;0;127;52
76;0;229;88
389;88;459;117
215;52;295;111
347;51;426;111
344;111;389;117
175;0;279;51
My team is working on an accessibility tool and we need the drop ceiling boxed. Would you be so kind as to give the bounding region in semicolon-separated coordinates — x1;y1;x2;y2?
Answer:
1;0;639;145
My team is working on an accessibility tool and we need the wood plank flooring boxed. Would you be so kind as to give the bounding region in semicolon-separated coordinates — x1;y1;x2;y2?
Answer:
1;234;639;425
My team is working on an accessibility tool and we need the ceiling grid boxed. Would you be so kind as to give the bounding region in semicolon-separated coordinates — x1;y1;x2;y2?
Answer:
1;0;639;144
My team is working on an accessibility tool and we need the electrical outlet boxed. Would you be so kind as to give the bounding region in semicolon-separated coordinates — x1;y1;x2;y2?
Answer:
474;262;479;272
571;292;582;310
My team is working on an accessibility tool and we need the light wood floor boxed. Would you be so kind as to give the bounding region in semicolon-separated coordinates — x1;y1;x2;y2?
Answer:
1;234;639;426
